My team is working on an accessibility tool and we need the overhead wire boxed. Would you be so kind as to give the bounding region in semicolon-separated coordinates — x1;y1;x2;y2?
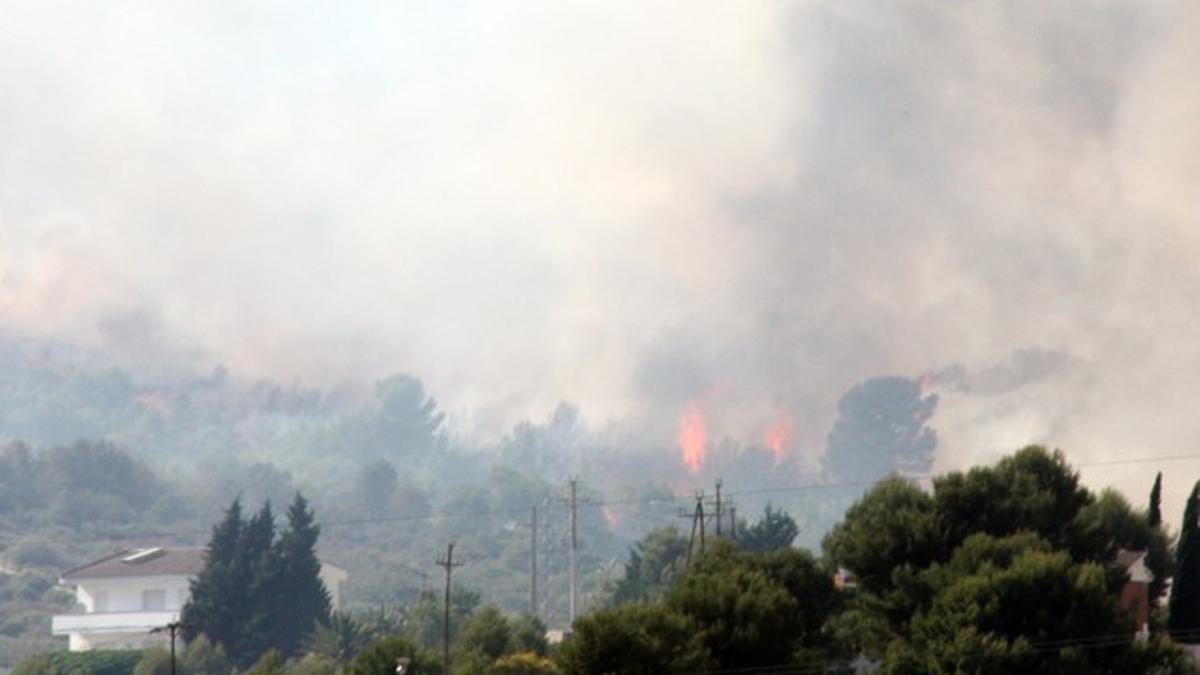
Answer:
6;450;1200;549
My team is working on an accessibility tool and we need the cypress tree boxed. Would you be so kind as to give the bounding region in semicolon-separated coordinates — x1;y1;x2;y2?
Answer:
271;493;331;656
239;502;279;665
183;497;330;663
1168;481;1200;642
183;499;243;650
1150;472;1163;528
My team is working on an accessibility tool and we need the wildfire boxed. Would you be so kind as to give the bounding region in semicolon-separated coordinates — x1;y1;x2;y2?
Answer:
601;505;621;528
763;413;795;464
677;400;708;474
916;372;934;396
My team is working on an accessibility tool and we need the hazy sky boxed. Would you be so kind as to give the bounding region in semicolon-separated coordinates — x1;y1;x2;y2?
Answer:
2;2;1199;515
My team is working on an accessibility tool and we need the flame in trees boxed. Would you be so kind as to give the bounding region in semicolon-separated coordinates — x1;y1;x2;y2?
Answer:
763;413;795;463
601;505;621;527
916;372;934;395
677;400;708;474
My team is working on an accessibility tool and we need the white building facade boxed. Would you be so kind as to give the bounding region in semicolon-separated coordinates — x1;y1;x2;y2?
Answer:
52;547;347;651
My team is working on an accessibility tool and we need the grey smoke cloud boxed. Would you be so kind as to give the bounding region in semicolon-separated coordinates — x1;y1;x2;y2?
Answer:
2;2;1199;518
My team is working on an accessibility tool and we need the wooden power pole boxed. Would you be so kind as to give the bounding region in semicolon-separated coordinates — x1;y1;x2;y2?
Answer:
530;505;539;617
568;478;578;625
435;542;465;673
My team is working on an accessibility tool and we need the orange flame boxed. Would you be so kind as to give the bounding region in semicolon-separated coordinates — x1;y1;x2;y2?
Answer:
601;505;621;528
677;400;707;474
916;373;934;396
763;413;795;464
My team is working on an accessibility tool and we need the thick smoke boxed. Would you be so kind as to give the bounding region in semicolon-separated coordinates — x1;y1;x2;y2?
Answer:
2;3;1199;519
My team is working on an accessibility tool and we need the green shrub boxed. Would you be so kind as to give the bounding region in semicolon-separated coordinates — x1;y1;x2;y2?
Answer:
13;650;145;675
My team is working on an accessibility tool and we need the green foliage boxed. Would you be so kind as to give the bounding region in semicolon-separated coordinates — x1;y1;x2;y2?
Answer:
609;526;688;605
444;607;550;673
0;439;170;524
287;654;340;675
485;652;560;675
900;550;1118;672
271;494;332;656
1074;488;1173;602
346;635;442;675
406;586;481;651
559;603;711;675
826;446;1185;669
735;503;799;552
1150;471;1164;528
306;611;371;663
1170;481;1200;643
183;499;244;655
933;446;1091;552
183;495;330;665
822;375;937;482
133;648;174;675
506;614;549;656
180;635;231;675
0;568;74;667
454;605;511;662
13;650;144;675
245;649;287;675
822;475;942;595
667;541;841;669
358;460;399;516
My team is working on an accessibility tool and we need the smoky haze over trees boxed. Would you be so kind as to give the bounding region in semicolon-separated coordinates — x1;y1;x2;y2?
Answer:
2;0;1200;669
1;1;1198;522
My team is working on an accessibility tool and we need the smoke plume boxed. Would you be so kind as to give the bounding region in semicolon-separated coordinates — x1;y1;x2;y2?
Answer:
2;2;1199;519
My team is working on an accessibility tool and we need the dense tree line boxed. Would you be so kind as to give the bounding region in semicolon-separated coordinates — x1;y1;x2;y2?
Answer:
182;495;330;666
824;446;1187;673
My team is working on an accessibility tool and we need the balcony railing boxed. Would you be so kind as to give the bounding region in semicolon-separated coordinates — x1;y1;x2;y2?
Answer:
52;611;180;635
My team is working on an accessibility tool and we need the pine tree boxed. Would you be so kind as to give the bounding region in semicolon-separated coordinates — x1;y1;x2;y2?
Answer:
1168;481;1200;642
1150;472;1163;528
183;499;243;651
271;493;331;657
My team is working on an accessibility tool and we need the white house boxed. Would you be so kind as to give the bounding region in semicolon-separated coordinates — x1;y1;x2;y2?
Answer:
52;547;348;651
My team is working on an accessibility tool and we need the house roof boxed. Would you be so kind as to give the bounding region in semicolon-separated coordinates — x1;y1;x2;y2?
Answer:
61;547;206;581
1116;548;1153;584
1116;549;1146;569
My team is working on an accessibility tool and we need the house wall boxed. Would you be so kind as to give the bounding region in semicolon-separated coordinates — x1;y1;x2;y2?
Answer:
1118;580;1150;635
319;563;347;609
58;564;346;651
74;575;192;613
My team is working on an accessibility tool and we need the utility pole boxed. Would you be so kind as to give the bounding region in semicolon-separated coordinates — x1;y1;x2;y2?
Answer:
568;478;578;625
729;505;737;540
149;621;184;675
530;505;539;617
435;541;465;673
680;493;706;565
713;479;723;537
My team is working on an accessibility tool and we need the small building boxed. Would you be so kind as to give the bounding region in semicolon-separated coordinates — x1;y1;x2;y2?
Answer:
1115;548;1152;641
52;547;347;651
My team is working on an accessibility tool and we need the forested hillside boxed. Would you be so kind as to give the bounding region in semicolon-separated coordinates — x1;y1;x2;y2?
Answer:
0;332;943;666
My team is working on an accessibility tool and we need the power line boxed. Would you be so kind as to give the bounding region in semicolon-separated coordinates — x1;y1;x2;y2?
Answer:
11;450;1200;549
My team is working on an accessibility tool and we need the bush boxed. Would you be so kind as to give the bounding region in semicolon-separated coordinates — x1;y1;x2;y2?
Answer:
487;652;561;675
347;636;442;675
13;650;145;675
6;543;64;569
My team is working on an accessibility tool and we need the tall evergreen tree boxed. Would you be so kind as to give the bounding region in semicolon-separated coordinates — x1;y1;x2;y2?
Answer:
1168;481;1200;642
183;500;279;666
183;497;330;664
271;493;331;657
183;499;243;651
239;502;279;664
1150;472;1163;528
